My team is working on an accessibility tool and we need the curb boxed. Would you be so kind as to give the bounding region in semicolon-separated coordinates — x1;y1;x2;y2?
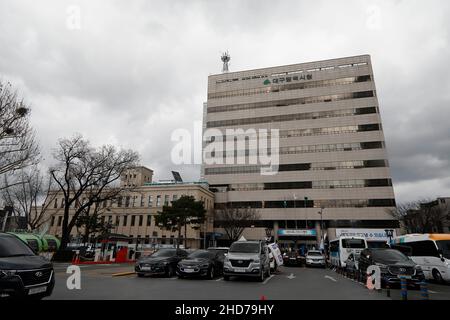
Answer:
111;271;136;277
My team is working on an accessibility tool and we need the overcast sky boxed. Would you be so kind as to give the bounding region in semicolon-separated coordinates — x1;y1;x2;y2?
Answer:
1;0;449;203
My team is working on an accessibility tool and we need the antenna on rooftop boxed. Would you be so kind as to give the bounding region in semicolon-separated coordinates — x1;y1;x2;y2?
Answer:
221;51;231;73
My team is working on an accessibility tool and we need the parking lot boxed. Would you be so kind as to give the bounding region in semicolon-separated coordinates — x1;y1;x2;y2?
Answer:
46;263;450;300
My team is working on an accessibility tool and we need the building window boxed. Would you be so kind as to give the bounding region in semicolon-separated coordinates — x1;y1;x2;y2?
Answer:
147;215;152;226
51;216;55;226
60;199;65;208
140;196;144;207
156;195;161;207
125;196;131;207
138;215;143;227
173;194;178;202
161;235;166;244
54;199;58;209
117;197;123;207
123;215;128;226
57;216;62;227
131;215;136;226
148;195;153;207
164;195;169;206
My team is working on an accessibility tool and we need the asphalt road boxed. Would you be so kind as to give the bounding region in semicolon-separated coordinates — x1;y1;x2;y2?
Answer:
42;263;420;300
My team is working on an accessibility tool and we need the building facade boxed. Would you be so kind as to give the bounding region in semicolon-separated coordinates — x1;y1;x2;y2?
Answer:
202;55;398;249
46;167;215;249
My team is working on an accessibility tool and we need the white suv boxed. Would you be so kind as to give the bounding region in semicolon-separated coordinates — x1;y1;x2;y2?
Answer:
223;241;271;282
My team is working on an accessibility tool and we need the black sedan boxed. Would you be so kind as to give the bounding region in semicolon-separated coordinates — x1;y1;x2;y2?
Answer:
0;233;55;299
358;248;425;288
177;250;225;279
135;248;188;277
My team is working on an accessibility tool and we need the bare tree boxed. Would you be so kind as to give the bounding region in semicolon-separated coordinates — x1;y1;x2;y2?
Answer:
388;198;450;233
0;81;40;189
1;166;58;231
215;207;260;242
50;134;139;250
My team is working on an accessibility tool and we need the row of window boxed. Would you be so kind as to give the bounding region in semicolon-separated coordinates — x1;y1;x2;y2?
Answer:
211;179;392;192
214;198;396;209
204;141;385;160
209;75;371;99
52;194;212;210
206;105;378;128
207;90;375;114
51;214;154;228
204;160;388;175
215;62;369;84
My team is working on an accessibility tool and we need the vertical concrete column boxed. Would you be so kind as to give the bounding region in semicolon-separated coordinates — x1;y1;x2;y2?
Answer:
315;221;321;248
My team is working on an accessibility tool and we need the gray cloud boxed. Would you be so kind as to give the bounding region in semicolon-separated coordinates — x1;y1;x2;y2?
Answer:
1;0;450;203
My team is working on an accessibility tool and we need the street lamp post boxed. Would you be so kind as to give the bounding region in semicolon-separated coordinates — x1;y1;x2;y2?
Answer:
317;207;324;249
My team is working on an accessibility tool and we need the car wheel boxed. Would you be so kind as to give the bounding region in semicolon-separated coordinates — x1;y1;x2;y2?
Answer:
167;265;175;277
137;273;145;278
433;269;444;283
223;275;230;281
208;266;215;280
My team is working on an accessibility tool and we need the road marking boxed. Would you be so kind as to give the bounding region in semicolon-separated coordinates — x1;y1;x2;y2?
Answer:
428;290;438;294
215;277;223;282
262;275;274;285
170;277;178;280
325;275;337;282
287;273;296;279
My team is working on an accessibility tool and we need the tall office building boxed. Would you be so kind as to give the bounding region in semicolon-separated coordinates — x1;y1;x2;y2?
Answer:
203;55;398;249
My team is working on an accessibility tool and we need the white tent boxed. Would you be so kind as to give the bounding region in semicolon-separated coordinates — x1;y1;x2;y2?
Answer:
238;235;247;241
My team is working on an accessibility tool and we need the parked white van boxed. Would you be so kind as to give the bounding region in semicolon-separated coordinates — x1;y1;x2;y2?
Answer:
391;234;450;283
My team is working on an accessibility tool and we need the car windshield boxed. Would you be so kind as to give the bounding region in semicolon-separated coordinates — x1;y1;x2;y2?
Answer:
188;250;214;259
436;240;450;259
307;251;322;256
371;249;409;263
229;242;259;253
342;239;366;248
0;236;35;258
151;249;176;257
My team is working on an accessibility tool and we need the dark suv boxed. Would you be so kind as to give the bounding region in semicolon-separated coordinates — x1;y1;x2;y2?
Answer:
135;248;188;277
0;233;55;299
358;248;425;287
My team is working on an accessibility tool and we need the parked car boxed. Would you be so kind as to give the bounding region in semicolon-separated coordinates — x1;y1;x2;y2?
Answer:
177;250;224;279
207;247;229;255
305;250;326;268
358;248;425;287
0;233;55;299
223;241;270;282
135;248;188;277
283;251;303;266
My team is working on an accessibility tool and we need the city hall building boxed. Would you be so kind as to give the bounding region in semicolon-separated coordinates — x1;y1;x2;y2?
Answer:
202;55;398;249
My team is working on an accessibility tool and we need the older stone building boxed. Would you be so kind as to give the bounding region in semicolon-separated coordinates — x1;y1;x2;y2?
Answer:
45;167;215;249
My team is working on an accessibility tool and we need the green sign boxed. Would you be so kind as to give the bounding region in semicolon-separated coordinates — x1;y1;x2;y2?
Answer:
263;79;271;85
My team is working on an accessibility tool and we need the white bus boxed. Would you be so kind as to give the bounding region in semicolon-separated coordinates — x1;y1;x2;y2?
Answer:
329;236;368;267
391;234;450;283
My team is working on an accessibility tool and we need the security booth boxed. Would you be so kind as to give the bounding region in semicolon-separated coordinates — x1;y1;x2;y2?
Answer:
96;233;131;262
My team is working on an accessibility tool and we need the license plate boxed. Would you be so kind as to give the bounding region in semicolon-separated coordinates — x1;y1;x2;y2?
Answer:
141;266;152;271
28;286;47;295
234;268;246;273
184;268;195;273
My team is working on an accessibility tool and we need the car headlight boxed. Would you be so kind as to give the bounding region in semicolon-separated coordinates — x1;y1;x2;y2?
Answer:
414;265;423;273
375;263;388;272
0;270;17;278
